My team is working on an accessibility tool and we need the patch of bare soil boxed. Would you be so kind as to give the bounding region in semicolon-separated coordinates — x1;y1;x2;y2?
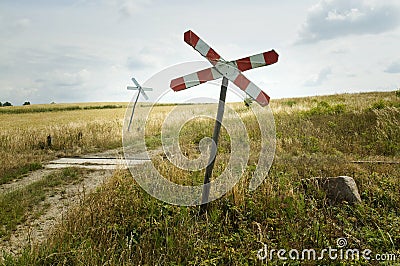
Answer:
0;147;161;258
0;169;55;195
0;169;114;257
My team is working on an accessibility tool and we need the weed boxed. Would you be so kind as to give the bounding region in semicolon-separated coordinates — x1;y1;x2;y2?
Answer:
304;101;346;116
283;100;297;107
370;100;386;110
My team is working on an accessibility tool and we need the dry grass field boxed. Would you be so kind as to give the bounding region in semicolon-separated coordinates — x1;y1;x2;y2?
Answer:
0;103;127;185
1;91;399;265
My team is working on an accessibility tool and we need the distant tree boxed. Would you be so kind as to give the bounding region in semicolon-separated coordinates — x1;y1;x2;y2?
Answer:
0;102;2;107
3;102;12;107
23;101;31;106
50;101;56;104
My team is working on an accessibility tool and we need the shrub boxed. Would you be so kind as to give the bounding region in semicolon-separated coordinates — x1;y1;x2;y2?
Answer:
370;100;386;110
395;89;400;98
244;97;253;107
304;101;346;116
283;100;296;107
23;101;31;106
3;102;12;107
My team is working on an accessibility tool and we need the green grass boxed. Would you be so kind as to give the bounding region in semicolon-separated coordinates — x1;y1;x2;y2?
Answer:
0;104;125;114
2;90;400;265
0;162;42;185
0;168;86;239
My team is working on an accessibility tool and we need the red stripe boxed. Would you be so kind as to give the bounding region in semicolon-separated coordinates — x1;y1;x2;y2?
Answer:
170;77;187;91
263;50;279;65
233;73;250;91
256;91;270;106
184;30;199;48
236;57;252;71
206;48;221;65
197;68;213;84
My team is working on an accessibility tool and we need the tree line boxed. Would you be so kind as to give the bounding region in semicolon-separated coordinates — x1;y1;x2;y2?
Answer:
0;101;31;107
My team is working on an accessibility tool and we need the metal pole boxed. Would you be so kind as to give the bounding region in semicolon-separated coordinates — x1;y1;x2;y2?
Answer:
200;76;228;214
127;88;141;131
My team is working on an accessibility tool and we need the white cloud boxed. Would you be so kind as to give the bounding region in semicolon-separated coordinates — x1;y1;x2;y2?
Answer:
49;69;90;87
126;45;172;70
0;17;31;36
14;18;31;29
385;61;400;74
304;67;332;86
297;0;400;43
1;1;399;104
112;0;152;18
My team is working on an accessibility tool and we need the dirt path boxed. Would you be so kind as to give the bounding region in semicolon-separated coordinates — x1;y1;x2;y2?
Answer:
0;169;114;256
0;169;55;194
0;148;125;195
0;147;158;258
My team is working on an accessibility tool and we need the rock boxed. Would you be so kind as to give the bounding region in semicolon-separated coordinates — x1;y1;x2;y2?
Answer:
303;176;362;204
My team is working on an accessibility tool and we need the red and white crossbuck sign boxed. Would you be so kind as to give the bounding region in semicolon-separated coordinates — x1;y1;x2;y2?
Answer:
170;30;279;106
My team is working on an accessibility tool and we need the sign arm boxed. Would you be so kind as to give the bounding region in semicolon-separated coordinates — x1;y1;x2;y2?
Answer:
232;50;279;72
184;30;223;65
170;67;223;91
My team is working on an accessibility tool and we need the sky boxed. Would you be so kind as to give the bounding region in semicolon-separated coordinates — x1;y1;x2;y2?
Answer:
1;0;400;105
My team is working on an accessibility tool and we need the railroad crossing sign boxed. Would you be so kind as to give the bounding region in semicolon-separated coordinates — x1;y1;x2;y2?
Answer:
169;30;279;213
170;30;279;106
126;77;152;131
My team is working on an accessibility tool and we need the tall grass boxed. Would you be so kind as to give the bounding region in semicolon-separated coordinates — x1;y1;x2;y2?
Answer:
1;91;400;265
0;105;126;183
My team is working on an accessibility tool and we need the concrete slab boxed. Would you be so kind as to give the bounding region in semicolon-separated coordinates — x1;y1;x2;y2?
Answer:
45;157;150;170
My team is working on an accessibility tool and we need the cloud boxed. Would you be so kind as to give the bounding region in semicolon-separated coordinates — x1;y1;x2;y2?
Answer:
14;18;31;29
0;45;110;104
116;0;152;18
304;67;332;86
49;69;90;87
385;61;400;73
126;43;176;70
126;55;153;70
0;17;31;36
297;0;400;44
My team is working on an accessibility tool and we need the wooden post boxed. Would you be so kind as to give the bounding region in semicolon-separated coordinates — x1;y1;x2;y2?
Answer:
47;135;52;148
200;76;228;214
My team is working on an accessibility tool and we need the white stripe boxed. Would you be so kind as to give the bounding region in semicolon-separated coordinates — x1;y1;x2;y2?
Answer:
194;39;210;57
215;61;239;80
183;72;200;88
226;70;240;82
250;53;266;69
211;67;223;79
245;82;261;100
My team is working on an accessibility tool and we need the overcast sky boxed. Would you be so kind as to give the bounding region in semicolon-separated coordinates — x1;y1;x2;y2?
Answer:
1;0;400;105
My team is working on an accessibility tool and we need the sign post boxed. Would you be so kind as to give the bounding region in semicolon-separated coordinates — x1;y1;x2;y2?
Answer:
127;77;152;131
170;30;279;212
200;76;228;213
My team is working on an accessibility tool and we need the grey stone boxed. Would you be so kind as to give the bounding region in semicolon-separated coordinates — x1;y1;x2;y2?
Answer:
303;176;362;204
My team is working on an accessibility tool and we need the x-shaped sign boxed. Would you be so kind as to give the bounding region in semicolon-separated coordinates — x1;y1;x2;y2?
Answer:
170;30;279;106
126;77;152;131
